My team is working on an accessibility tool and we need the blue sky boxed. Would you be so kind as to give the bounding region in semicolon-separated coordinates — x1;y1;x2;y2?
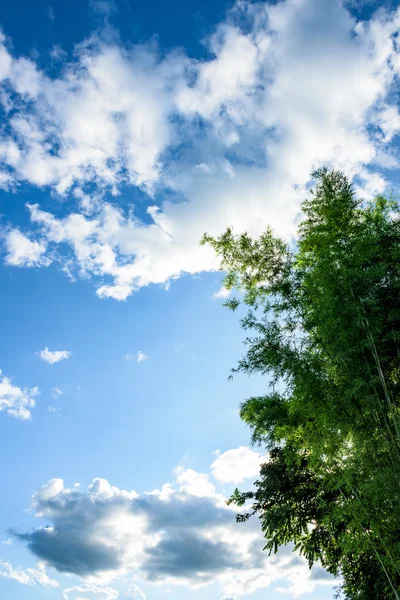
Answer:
0;0;400;599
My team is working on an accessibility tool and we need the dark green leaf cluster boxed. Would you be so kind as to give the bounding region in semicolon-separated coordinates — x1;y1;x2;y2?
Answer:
203;169;400;600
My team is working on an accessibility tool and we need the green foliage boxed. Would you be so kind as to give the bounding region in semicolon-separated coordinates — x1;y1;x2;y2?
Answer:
203;168;400;600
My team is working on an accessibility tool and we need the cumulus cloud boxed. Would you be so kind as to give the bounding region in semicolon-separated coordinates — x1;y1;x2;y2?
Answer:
378;106;400;142
0;369;39;420
4;230;50;267
1;0;400;298
211;447;266;484
0;28;182;193
213;286;231;299
12;449;334;598
0;560;58;587
37;347;71;364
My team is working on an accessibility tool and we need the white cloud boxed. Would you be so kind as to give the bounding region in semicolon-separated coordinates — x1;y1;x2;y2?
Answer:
12;449;335;598
125;584;146;600
378;105;400;142
2;1;400;299
173;466;219;498
9;57;42;98
211;447;266;484
63;584;119;600
275;565;336;598
0;560;58;588
175;24;260;124
137;351;148;363
0;369;39;420
213;286;231;299
38;347;71;364
0;32;12;81
51;386;63;399
125;352;148;362
4;230;49;267
0;31;184;194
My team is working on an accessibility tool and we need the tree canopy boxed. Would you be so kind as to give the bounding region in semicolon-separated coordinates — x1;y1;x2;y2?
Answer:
202;169;400;600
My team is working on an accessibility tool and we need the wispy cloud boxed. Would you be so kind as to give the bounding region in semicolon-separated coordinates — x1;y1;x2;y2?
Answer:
46;6;55;21
51;386;62;400
213;286;231;299
0;369;39;420
63;584;119;599
37;348;71;365
125;351;149;363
